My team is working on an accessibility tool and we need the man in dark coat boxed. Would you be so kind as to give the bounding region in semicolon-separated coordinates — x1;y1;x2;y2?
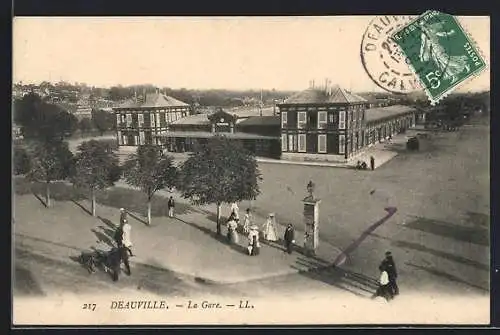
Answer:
370;156;375;171
283;224;295;254
109;246;131;282
379;251;399;296
167;196;175;218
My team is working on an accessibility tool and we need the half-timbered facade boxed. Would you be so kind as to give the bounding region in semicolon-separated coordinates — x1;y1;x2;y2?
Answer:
278;85;416;162
113;93;190;147
155;108;281;158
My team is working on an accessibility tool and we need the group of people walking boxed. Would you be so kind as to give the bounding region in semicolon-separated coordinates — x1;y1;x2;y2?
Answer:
225;203;295;256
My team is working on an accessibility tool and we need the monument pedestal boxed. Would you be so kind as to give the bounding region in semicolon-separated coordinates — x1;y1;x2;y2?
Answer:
303;197;320;256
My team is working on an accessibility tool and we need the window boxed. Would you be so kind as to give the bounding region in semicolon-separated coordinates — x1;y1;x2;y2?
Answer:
138;114;144;127
139;131;145;145
156;113;161;128
117;131;122;145
281;133;288;152
298;134;306;152
176;112;182;120
126;113;132;126
298;112;307;129
339;110;346;129
281;111;288;128
150;113;156;128
288;134;296;152
318;111;327;129
318;134;327;153
339;135;345;154
116;114;121;126
329;113;334;124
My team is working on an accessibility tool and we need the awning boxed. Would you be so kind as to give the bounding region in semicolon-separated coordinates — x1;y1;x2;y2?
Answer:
155;131;279;140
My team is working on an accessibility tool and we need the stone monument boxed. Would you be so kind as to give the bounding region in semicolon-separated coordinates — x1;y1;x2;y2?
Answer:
303;180;320;255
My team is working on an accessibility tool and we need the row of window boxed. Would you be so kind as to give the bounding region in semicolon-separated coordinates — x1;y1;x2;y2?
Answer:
281;111;347;130
281;133;346;154
116;111;186;128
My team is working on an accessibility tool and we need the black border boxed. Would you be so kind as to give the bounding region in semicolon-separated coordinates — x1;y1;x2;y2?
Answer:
9;0;497;330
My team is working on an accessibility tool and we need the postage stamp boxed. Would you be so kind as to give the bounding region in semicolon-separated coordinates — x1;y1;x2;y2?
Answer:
391;10;487;105
360;15;421;94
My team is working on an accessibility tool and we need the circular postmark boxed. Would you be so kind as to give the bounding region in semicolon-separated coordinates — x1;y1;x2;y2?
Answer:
361;15;420;94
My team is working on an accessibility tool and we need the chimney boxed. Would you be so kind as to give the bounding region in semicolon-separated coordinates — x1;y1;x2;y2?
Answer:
312;80;315;89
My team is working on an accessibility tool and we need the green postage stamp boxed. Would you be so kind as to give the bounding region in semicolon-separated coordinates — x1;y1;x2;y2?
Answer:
391;10;487;105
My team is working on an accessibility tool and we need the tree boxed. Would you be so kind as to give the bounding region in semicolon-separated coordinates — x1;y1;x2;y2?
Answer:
70;140;121;216
14;92;78;142
13;145;31;175
25;140;74;207
177;136;262;235
91;109;114;136
122;145;178;225
78;118;94;134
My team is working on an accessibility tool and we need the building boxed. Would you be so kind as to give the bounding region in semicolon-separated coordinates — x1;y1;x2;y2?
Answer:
278;85;416;162
155;108;281;158
113;92;190;147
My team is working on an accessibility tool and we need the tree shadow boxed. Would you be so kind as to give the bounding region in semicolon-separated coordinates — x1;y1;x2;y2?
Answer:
32;193;48;208
71;199;92;216
371;233;489;272
175;217;227;244
464;211;490;228
404;216;489;246
91;228;115;249
14;264;46;297
406;262;489;293
95;187;194;219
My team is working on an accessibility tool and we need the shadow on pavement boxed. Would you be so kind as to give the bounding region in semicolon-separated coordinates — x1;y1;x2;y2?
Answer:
465;211;490;228
14;264;45;296
404;216;489;246
371;233;489;272
294;266;378;299
406;262;489;293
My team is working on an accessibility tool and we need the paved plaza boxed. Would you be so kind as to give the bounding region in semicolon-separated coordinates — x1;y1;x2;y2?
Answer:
13;117;490;324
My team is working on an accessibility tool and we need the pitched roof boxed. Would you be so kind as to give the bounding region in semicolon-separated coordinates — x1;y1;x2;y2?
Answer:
228;106;276;118
283;85;368;104
115;93;189;109
171;113;210;126
237;116;281;127
365;105;417;123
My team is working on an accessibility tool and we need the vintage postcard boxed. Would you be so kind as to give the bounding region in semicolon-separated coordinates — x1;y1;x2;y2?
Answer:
12;15;490;325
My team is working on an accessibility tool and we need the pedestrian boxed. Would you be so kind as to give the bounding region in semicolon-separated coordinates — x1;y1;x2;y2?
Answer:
243;208;252;234
121;219;134;257
380;251;399;297
262;213;278;242
371;268;392;302
230;202;240;223
283;224;295;254
120;208;128;225
247;225;260;256
108;246;131;281
370;156;375;171
167;196;175;218
226;215;239;244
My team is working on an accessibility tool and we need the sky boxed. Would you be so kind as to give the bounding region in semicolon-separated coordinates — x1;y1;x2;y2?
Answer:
13;16;490;92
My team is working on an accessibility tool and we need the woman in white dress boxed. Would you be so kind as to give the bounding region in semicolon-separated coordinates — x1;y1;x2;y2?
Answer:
262;213;278;242
242;208;251;234
230;202;240;222
247;225;260;256
226;217;239;244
